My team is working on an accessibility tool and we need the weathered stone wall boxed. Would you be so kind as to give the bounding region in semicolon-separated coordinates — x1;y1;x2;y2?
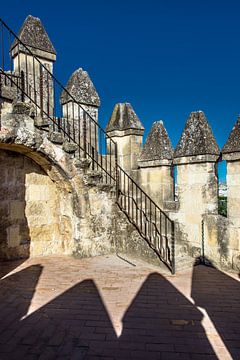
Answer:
113;204;167;268
161;156;220;271
138;165;174;209
0;149;72;259
108;130;143;173
0;103;117;261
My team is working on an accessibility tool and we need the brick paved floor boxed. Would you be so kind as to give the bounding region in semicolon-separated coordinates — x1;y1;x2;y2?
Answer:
0;255;239;360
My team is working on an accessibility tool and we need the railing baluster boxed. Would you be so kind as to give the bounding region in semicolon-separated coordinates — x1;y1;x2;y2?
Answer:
1;23;4;71
20;70;25;102
83;111;87;158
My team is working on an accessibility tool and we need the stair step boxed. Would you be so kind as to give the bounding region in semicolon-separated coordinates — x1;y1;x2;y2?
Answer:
34;116;50;128
48;131;64;144
62;140;78;154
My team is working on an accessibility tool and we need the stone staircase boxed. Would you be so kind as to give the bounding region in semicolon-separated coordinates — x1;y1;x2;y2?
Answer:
0;16;175;273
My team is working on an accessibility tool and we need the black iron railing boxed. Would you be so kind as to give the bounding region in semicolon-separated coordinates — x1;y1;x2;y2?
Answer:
117;165;175;272
0;18;116;183
0;17;175;273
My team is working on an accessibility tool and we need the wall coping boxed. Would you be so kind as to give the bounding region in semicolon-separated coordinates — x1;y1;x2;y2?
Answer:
222;152;240;161
173;154;219;165
138;158;172;168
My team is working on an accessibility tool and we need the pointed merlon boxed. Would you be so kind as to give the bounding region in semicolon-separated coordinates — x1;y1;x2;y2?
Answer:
222;116;240;154
60;68;100;107
174;111;220;158
11;15;56;55
106;103;144;132
140;121;173;161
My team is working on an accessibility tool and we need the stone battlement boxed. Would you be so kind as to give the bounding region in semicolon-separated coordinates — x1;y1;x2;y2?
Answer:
0;15;239;273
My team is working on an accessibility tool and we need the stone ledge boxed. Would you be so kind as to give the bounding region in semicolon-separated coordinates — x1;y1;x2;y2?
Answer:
34;116;49;128
174;154;219;165
222;152;240;161
83;171;102;186
164;200;179;212
138;158;172;168
106;128;144;138
48;131;64;144
73;158;91;169
62;141;78;154
12;102;35;117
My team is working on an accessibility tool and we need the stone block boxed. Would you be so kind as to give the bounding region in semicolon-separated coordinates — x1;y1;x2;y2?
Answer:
232;253;240;271
62;141;78;154
73;158;91;169
48;131;64;144
12;101;35;116
26;184;50;201
34;116;49;127
7;225;20;247
10;200;25;219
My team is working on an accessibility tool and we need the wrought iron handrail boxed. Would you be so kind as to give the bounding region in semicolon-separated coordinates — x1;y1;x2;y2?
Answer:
117;165;175;272
0;17;175;273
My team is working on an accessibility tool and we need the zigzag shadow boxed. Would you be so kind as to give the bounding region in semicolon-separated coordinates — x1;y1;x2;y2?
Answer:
1;262;233;360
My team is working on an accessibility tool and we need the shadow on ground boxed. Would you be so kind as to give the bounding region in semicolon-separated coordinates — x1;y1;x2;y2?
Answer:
0;261;239;359
192;264;240;360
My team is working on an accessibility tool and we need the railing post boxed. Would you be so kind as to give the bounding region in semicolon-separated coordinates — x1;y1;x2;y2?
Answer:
115;142;119;201
83;111;87;158
0;72;2;128
39;65;43;118
20;70;25;102
171;221;175;274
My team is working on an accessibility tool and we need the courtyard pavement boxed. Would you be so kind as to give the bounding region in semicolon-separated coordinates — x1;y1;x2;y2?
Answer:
0;254;239;360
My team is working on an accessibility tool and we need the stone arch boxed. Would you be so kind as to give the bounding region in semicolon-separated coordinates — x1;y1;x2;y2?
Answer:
0;143;74;260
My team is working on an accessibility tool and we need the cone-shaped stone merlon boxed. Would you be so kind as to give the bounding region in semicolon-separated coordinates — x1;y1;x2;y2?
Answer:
222;116;240;154
11;15;56;55
174;111;220;158
106;103;144;132
139;121;173;162
60;68;100;107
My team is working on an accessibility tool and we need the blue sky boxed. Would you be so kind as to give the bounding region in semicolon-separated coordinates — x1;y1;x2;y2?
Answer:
2;0;240;180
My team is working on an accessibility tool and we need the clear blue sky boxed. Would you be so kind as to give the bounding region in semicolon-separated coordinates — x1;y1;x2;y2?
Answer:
2;0;240;181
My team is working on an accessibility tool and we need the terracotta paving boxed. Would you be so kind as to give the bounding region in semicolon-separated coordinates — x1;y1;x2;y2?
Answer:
0;255;239;360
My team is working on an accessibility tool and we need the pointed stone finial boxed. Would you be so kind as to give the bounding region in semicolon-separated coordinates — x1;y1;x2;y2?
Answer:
139;121;174;162
222;116;240;154
60;68;100;107
11;15;56;56
174;111;220;158
106;103;144;132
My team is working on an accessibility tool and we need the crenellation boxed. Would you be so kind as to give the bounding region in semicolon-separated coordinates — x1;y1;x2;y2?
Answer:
106;103;144;172
138;121;174;209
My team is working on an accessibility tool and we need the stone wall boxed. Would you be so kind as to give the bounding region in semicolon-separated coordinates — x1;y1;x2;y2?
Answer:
0;149;72;259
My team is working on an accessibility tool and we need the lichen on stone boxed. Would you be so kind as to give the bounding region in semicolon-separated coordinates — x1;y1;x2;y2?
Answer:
106;103;144;132
139;121;173;161
222;116;240;154
174;111;220;158
60;68;100;107
11;15;56;54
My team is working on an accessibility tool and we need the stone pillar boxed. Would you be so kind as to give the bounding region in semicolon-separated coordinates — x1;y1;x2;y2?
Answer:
60;68;100;154
174;111;220;256
105;103;144;174
222;116;240;270
138;121;174;209
10;15;56;116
